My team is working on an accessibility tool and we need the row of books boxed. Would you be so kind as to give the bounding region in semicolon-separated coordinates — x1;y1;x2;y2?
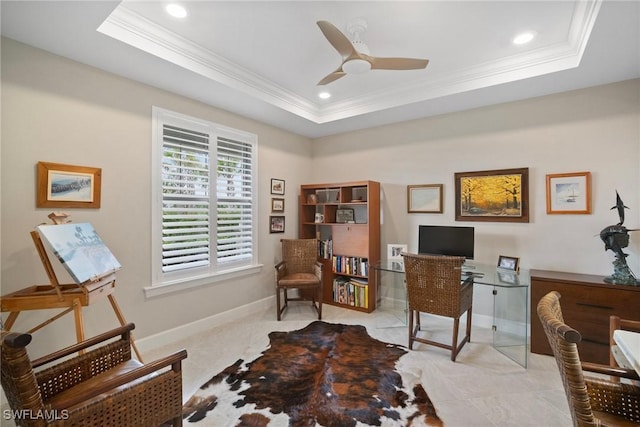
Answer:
332;255;368;276
333;277;368;309
318;239;332;259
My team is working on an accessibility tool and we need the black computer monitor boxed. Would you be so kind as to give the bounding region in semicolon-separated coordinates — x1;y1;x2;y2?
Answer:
418;225;475;259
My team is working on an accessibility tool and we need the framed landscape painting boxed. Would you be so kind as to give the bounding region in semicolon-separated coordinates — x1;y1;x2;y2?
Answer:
37;162;101;208
455;167;529;223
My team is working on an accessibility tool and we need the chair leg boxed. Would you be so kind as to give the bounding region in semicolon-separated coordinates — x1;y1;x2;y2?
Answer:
317;286;323;320
276;287;282;321
466;307;472;342
451;318;460;361
408;309;415;349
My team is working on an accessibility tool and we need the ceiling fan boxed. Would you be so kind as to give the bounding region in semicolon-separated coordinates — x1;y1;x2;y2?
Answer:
316;18;429;85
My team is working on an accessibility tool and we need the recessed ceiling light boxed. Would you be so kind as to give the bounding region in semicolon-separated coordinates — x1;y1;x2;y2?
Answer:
318;92;331;100
165;3;187;19
513;31;536;45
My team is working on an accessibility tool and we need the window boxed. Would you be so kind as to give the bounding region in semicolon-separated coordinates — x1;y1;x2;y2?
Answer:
150;107;258;292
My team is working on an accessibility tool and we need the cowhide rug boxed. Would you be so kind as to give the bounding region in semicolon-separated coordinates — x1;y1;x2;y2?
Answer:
182;321;443;427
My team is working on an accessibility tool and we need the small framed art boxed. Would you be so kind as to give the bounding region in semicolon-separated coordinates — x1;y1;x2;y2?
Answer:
271;198;284;212
271;178;285;195
546;172;591;214
37;161;102;209
269;216;285;233
336;208;354;223
407;184;443;213
497;255;520;272
387;244;408;261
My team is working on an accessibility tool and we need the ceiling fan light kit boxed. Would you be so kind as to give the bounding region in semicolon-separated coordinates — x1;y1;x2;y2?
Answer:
316;19;429;85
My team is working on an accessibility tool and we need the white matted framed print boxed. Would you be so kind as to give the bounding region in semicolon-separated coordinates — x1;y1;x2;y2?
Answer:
387;244;408;261
407;184;443;213
546;172;591;214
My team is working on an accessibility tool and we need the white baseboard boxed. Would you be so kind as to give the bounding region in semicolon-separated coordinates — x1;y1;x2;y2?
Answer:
135;296;274;354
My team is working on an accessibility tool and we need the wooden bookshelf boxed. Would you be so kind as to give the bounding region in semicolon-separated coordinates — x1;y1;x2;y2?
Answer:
299;181;380;313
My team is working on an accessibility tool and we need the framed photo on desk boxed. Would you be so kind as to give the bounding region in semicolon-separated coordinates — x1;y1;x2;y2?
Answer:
497;255;520;272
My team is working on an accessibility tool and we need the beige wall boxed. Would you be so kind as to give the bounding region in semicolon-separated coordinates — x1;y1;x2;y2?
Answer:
2;37;640;356
311;80;640;277
1;38;312;357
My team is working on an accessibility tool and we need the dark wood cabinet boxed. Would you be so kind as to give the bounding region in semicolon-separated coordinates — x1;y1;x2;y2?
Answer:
530;269;640;364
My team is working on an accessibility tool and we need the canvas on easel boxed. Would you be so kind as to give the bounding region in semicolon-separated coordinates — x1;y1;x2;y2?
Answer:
36;222;121;284
1;219;142;360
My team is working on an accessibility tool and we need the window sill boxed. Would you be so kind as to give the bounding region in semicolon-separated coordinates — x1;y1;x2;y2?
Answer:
143;264;263;298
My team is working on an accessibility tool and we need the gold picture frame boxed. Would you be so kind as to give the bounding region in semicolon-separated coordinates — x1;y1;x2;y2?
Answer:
546;171;591;214
407;184;443;213
37;161;101;208
455;168;529;223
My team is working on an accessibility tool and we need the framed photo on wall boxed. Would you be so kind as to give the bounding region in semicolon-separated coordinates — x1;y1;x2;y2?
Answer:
269;215;285;233
271;198;285;212
546;171;591;214
271;178;285;195
37;161;102;209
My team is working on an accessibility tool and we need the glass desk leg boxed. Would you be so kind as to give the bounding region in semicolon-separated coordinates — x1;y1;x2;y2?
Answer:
492;285;529;368
375;268;408;328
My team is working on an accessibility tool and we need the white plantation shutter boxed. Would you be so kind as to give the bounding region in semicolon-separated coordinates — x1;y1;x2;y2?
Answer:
152;108;257;286
161;124;211;273
216;134;254;263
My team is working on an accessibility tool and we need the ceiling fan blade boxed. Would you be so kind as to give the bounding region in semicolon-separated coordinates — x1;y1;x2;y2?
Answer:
317;20;357;58
318;69;346;85
369;57;429;70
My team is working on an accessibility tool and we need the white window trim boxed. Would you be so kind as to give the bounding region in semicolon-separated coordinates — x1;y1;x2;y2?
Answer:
146;107;260;298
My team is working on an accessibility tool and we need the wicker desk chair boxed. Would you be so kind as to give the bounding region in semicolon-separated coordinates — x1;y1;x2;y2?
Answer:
401;253;473;361
275;238;323;321
537;291;640;426
1;323;187;427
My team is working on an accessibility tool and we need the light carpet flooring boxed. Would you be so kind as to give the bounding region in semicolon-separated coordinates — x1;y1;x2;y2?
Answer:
146;303;573;427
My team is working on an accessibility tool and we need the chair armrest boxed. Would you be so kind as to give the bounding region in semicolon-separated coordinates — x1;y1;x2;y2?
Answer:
583;361;640;380
49;349;188;410
32;323;135;369
275;261;287;280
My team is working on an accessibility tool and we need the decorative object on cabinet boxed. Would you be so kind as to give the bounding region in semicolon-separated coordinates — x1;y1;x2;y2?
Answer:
609;315;640;376
402;253;473;361
271;198;284;212
599;191;639;285
530;269;640;364
269;216;285;233
455;168;529;223
546;171;591;214
407;184;443;213
274;239;322;321
335;208;354;223
299;181;380;313
37;161;101;208
270;178;285;195
0;323;187;427
497;255;519;272
537;291;640;426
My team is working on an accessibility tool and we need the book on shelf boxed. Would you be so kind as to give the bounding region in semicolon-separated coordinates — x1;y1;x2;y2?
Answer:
332;276;368;309
332;255;368;276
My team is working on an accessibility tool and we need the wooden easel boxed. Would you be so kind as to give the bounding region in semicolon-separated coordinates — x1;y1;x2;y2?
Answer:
0;224;142;361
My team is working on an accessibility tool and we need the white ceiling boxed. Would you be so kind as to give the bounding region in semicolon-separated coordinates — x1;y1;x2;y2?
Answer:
1;1;639;138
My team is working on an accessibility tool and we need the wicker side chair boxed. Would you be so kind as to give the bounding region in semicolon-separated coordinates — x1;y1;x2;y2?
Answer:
401;252;473;361
275;238;323;321
537;291;640;426
1;323;187;427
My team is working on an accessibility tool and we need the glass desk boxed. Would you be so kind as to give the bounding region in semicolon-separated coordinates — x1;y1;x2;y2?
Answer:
373;260;530;368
